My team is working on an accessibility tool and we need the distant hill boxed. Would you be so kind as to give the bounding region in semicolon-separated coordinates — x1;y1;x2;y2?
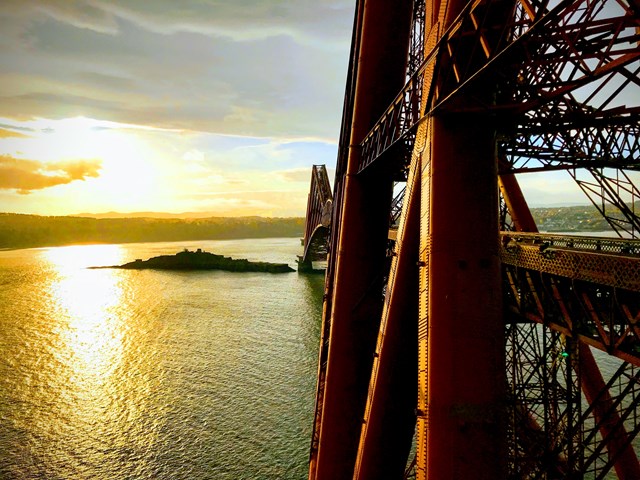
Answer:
0;213;304;250
0;202;630;250
71;211;237;219
530;204;621;232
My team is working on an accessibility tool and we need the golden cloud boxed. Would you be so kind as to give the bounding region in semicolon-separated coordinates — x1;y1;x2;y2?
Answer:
0;128;30;139
0;155;101;194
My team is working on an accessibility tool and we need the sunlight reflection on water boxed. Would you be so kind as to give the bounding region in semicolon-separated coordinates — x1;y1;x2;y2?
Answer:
41;245;128;401
0;239;323;479
29;245;155;478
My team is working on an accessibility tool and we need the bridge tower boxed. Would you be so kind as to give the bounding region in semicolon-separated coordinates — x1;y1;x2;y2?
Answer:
303;0;640;479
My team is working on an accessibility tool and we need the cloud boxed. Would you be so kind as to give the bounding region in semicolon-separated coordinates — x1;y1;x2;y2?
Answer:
0;155;101;194
0;128;29;138
182;148;205;163
0;1;351;216
276;167;313;183
0;1;354;44
0;1;352;141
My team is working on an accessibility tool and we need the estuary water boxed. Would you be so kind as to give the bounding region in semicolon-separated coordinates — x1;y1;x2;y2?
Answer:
0;238;324;480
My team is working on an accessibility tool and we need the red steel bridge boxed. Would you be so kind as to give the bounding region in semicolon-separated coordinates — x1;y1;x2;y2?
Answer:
299;0;640;479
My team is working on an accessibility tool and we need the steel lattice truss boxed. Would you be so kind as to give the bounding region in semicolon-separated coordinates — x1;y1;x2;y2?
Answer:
570;167;640;237
299;165;332;267
502;233;640;362
506;322;640;479
305;0;640;478
500;0;640;239
501;0;640;172
358;0;640;239
492;230;640;477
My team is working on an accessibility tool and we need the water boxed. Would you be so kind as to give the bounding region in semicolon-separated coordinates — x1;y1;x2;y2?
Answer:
0;238;324;479
2;235;636;479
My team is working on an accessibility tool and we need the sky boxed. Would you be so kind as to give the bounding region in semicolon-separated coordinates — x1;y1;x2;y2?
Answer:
0;0;592;218
0;0;353;217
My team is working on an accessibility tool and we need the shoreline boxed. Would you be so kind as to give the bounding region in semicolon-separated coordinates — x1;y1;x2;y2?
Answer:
0;235;303;253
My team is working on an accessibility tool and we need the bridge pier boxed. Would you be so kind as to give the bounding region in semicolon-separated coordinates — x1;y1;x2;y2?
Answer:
297;256;314;273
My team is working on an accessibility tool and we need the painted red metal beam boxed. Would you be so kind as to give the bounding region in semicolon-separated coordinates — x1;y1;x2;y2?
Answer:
579;342;640;480
499;172;537;233
501;239;640;293
357;0;640;179
415;0;513;477
310;1;413;478
307;0;640;476
420;112;505;480
353;153;421;480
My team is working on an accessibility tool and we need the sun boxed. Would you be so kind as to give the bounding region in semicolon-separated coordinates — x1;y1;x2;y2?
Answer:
5;116;166;211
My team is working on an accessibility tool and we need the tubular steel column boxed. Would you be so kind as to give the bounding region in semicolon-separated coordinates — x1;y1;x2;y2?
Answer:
498;172;537;233
353;155;421;480
579;342;640;479
307;0;640;477
415;0;507;477
311;1;413;478
420;113;505;480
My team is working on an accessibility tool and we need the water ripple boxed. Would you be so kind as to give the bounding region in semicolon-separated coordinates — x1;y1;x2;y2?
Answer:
0;239;323;479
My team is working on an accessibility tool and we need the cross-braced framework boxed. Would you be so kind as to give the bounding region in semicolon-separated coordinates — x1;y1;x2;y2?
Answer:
505;321;640;479
506;323;581;479
503;244;640;478
305;1;640;479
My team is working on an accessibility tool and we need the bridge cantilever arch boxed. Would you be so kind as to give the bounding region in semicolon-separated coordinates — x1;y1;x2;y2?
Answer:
300;0;640;479
298;165;333;272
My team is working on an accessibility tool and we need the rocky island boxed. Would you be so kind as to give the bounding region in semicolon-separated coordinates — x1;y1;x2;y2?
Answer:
90;248;295;273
